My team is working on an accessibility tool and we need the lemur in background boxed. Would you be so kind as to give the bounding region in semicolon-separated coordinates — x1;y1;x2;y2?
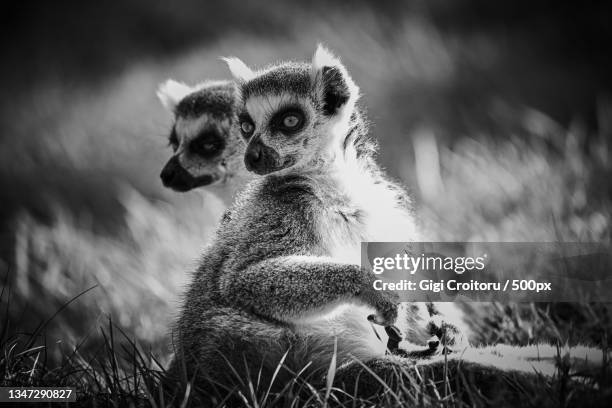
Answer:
157;79;252;208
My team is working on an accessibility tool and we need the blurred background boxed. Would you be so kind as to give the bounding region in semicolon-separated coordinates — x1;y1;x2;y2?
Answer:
1;0;611;364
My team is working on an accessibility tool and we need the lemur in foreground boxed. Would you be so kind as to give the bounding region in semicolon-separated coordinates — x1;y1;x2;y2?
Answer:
167;46;467;399
157;79;252;208
223;47;468;353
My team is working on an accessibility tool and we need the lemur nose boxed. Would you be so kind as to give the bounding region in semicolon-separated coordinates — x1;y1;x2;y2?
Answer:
244;144;262;170
160;159;177;184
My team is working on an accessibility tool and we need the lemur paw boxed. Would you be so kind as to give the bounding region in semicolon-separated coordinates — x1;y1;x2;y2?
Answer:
367;304;398;326
367;295;398;326
386;331;440;359
362;286;398;326
426;315;468;353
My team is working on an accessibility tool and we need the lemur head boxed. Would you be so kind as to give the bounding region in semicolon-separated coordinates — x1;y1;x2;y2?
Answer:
156;79;246;192
224;45;360;175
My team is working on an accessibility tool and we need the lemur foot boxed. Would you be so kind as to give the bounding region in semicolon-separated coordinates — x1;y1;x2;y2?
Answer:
385;326;442;358
426;315;468;354
427;335;440;350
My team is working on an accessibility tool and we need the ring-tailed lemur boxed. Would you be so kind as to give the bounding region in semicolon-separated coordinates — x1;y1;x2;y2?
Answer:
168;46;469;400
157;79;252;208
168;47;411;397
225;46;468;354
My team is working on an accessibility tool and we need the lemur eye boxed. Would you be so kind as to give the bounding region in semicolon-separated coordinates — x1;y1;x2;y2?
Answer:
240;121;254;135
282;114;300;128
190;132;225;158
273;109;305;133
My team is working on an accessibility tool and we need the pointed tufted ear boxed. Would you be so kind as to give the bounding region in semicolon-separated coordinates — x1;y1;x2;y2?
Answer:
310;44;360;116
222;57;256;83
156;79;192;112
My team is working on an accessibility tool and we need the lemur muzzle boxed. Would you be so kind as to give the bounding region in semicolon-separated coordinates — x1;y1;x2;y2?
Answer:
160;156;215;191
244;139;281;175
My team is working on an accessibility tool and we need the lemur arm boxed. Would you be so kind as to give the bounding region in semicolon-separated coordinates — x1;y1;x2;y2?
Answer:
219;255;398;325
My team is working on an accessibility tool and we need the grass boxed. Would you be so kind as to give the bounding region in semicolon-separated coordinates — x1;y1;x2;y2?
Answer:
2;291;610;407
8;187;218;364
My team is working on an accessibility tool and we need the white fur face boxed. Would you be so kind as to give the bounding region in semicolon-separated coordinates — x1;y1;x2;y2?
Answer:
240;93;322;175
226;45;361;176
157;80;247;192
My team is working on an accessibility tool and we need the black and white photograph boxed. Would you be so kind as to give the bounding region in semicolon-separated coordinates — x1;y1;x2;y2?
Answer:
1;1;612;407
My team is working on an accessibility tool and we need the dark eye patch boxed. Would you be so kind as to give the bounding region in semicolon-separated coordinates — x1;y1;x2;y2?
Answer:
168;128;179;151
270;106;306;134
189;130;226;158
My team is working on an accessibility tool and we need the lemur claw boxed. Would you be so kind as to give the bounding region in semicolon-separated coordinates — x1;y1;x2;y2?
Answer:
367;314;384;325
368;307;397;326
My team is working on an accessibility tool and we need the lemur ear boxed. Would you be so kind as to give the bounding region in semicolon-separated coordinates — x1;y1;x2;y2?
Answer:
222;57;255;83
311;44;360;116
157;79;192;111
